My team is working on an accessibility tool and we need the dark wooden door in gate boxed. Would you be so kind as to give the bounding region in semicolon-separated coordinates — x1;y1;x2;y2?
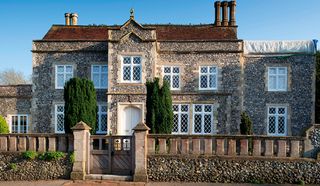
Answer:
90;136;133;175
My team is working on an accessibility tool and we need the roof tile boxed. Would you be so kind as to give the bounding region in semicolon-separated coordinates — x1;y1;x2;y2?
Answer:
42;25;237;41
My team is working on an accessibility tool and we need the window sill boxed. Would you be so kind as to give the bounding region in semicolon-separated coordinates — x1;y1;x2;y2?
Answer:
118;83;144;86
55;131;65;134
267;90;288;92
198;89;218;91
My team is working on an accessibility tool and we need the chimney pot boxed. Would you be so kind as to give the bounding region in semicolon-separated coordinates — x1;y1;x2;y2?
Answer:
229;1;236;26
65;13;70;25
70;13;78;25
214;1;221;26
222;1;229;26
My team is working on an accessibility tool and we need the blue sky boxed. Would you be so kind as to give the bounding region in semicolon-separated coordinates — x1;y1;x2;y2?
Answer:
0;0;319;78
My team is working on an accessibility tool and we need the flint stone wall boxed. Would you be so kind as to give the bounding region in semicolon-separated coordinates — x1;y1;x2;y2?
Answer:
157;52;241;134
32;41;107;52
148;156;320;184
32;42;108;133
0;153;72;181
158;41;241;52
0;85;32;127
243;55;315;136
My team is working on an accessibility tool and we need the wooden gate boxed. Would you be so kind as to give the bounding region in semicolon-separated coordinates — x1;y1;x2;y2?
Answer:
90;135;133;175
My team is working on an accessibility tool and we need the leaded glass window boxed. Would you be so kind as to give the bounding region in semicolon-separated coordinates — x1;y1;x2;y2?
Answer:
193;104;214;134
267;106;287;136
163;66;180;90
97;104;108;134
122;56;142;83
199;66;217;90
55;105;65;133
172;104;189;134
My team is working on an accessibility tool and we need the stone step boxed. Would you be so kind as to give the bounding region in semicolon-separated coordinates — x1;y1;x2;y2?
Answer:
85;174;133;181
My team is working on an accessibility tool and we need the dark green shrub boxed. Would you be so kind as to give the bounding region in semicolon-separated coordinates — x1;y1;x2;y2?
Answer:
69;152;75;163
250;179;265;184
39;151;65;161
22;151;38;160
146;78;174;134
146;78;160;133
0;115;9;134
64;78;97;134
240;112;253;153
297;180;305;186
158;80;173;134
9;163;17;171
240;112;253;135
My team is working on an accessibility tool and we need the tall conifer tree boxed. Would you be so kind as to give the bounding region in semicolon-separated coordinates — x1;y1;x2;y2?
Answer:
146;78;173;134
64;78;97;134
158;80;173;134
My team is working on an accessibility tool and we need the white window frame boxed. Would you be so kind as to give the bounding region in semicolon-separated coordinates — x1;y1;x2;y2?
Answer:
91;65;108;89
267;67;287;91
121;56;142;83
163;66;180;90
192;104;214;134
267;106;287;136
9;114;28;133
172;104;189;134
96;104;108;134
199;66;218;90
55;65;73;89
55;104;65;134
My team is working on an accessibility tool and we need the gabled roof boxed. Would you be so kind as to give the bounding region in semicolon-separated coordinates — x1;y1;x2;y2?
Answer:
151;24;237;41
43;25;110;41
42;24;238;41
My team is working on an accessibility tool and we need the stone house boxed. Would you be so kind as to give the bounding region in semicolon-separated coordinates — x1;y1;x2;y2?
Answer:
0;1;316;136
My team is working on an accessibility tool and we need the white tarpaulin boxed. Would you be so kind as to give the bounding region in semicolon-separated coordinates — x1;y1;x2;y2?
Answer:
244;40;316;55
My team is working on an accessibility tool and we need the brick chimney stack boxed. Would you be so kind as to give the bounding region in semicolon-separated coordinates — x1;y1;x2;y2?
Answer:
70;13;78;25
214;0;236;27
65;13;70;25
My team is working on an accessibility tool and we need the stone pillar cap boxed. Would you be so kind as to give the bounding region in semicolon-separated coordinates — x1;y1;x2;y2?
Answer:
65;13;70;17
133;122;150;131
71;121;92;131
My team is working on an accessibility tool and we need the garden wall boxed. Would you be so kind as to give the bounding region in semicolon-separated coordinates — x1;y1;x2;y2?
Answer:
148;156;320;184
0;152;72;181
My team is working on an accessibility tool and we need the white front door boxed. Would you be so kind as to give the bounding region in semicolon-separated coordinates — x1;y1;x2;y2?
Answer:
119;106;141;135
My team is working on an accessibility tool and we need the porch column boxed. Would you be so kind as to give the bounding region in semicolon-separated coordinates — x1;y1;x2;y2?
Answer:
70;121;91;180
133;122;150;182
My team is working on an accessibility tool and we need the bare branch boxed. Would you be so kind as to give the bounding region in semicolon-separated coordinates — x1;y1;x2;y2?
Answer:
0;69;30;85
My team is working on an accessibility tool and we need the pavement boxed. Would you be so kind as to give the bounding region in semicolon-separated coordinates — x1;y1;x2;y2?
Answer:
0;180;316;186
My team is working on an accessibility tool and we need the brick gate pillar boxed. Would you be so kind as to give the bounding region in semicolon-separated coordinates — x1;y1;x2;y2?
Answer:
70;121;91;180
133;122;150;182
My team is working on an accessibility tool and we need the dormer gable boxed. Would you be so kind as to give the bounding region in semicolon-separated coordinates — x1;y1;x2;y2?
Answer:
119;32;143;43
108;15;156;42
